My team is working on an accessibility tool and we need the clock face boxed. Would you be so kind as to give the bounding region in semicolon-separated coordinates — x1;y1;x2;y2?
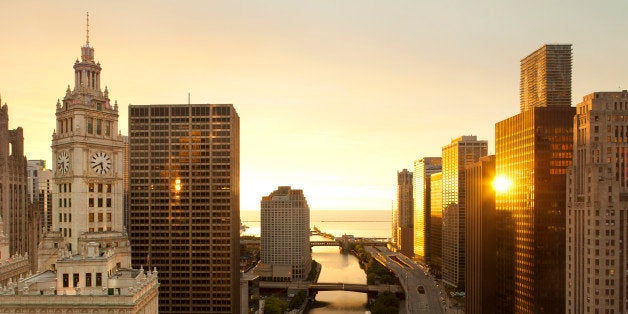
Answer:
91;152;112;175
57;151;70;174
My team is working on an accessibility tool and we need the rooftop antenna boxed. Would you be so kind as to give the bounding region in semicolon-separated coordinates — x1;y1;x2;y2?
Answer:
188;92;190;105
86;12;90;47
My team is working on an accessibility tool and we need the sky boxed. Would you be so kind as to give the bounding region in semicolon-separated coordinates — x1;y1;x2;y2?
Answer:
1;1;627;211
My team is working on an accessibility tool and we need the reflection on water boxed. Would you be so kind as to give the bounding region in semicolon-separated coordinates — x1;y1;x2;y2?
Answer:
308;236;367;314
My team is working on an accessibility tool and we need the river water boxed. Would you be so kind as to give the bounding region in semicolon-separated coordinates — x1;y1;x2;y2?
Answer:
308;236;367;313
241;210;390;313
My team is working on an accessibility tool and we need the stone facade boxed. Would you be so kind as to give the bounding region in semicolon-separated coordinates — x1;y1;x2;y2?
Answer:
3;15;159;313
0;101;30;258
566;91;628;313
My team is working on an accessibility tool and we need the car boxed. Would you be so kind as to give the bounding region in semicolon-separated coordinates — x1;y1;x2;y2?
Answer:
417;285;425;294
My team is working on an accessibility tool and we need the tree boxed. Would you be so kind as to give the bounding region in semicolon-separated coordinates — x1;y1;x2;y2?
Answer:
370;291;399;314
289;290;307;309
264;296;288;314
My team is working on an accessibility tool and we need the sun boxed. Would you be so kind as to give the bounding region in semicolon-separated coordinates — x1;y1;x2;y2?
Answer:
493;176;511;193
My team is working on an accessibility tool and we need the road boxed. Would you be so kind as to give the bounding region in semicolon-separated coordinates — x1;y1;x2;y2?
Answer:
365;246;448;313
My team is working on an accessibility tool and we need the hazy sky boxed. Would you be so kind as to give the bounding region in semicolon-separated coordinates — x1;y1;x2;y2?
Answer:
1;1;627;211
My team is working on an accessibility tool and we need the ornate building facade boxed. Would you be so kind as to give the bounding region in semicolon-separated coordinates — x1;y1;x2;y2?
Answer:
0;101;30;258
0;15;158;313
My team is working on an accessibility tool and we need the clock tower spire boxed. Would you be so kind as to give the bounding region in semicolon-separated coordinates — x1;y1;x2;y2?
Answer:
41;14;125;265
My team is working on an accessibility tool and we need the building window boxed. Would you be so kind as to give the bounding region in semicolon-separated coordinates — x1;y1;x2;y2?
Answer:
98;213;103;222
98;198;103;207
89;198;94;207
89;183;94;193
106;198;111;207
73;273;79;287
98;184;103;193
96;119;102;135
96;273;102;286
86;273;92;287
63;274;69;287
89;213;94;222
105;121;111;136
106;184;112;193
68;213;71;222
87;118;93;134
107;213;112;222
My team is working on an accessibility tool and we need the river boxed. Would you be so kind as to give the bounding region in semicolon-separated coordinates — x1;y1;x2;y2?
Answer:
240;210;391;313
308;235;367;313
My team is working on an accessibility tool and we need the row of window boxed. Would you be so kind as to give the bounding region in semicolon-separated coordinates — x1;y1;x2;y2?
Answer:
62;272;102;288
86;118;112;136
88;212;112;223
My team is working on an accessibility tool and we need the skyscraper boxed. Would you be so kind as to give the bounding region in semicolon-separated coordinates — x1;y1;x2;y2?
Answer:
429;171;443;277
26;160;46;271
441;136;487;289
0;102;30;259
36;166;53;232
495;44;574;313
520;44;572;111
129;103;240;313
465;155;497;314
122;135;129;227
10;16;160;313
566;91;628;313
413;158;441;263
259;186;311;281
392;169;413;257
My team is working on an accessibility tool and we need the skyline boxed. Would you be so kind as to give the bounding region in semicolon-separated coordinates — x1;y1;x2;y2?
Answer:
2;1;628;211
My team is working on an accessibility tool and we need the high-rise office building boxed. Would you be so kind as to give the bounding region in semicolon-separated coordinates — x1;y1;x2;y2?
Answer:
259;186;311;281
566;91;628;313
429;171;443;277
6;17;159;313
392;169;413;257
520;44;572;111
441;136;487;289
495;105;574;313
27;160;46;204
122;135;129;227
129;103;240;313
26;160;46;271
37;167;53;232
495;44;574;313
465;155;497;314
413;158;441;263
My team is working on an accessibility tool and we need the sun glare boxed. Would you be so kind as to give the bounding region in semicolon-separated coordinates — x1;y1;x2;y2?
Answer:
493;176;511;193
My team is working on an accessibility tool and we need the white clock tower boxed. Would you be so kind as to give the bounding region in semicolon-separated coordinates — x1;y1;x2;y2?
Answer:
39;15;129;271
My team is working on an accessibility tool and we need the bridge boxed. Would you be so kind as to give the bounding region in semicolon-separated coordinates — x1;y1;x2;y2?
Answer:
242;238;389;249
258;280;401;294
310;241;339;247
